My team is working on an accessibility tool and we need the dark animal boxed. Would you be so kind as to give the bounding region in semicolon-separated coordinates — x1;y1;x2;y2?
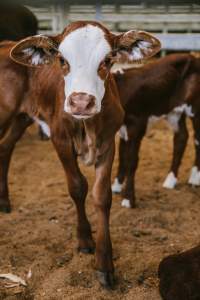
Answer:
112;54;200;208
159;245;200;300
0;21;160;287
0;4;49;140
0;4;38;41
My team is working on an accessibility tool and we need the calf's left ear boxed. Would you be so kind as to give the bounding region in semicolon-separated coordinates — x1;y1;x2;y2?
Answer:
113;30;161;62
10;35;61;67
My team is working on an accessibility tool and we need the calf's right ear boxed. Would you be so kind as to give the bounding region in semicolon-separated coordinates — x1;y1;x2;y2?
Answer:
10;35;61;67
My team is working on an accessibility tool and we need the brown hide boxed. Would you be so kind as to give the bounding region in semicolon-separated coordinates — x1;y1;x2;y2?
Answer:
113;53;200;208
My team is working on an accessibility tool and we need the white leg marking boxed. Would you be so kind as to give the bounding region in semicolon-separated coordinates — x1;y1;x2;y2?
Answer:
121;199;131;208
195;139;200;146
118;125;128;141
112;178;123;193
33;117;51;138
163;172;177;189
188;166;200;186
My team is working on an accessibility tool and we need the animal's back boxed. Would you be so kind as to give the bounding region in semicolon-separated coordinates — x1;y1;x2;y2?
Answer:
114;54;195;116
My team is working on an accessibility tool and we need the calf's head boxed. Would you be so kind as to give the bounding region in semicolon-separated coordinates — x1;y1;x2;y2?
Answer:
10;21;161;119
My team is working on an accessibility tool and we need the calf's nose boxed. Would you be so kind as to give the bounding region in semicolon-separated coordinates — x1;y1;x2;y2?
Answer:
68;92;96;115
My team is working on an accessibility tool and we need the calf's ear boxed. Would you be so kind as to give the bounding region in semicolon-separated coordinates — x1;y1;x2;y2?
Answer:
10;35;61;67
113;31;161;62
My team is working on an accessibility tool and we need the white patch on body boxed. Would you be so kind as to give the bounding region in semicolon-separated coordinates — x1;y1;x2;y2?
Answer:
163;172;177;189
58;25;111;115
195;139;200;146
112;178;123;193
167;104;194;131
121;198;131;208
188;166;200;186
118;125;128;141
148;104;194;133
33;117;51;137
167;112;180;132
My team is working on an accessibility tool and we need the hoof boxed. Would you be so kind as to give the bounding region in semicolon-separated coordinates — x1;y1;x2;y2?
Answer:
77;246;95;254
0;201;11;213
96;271;115;289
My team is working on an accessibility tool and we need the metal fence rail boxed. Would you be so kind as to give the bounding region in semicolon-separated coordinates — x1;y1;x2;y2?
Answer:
29;3;200;51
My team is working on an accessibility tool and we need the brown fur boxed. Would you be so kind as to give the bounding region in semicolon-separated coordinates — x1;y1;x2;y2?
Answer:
113;53;200;207
158;245;200;300
0;36;124;288
0;20;160;287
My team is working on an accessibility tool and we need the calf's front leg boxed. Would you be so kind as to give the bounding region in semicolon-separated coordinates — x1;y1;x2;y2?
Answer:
52;132;95;253
163;114;188;189
93;142;115;288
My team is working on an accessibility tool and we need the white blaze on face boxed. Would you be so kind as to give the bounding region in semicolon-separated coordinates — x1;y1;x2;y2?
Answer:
58;25;111;114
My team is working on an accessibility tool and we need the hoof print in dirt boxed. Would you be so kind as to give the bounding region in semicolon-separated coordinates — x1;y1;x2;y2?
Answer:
0;200;11;213
158;245;200;300
96;271;115;289
77;246;95;254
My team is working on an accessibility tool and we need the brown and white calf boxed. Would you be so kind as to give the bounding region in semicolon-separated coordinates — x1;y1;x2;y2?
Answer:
112;54;200;208
0;21;160;287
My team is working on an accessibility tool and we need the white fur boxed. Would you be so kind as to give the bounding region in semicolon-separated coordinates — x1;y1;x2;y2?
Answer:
130;46;144;60
195;139;200;146
121;199;131;208
33;117;51;137
172;104;193;117
23;48;34;56
31;53;43;65
163;172;177;189
167;112;180;132
188;166;200;186
23;48;43;65
167;104;194;131
112;178;123;193
58;25;111;117
118;125;128;141
123;31;153;61
148;104;194;133
130;41;152;60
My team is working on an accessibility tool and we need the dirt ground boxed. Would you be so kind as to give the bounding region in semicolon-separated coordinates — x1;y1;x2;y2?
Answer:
0;120;199;300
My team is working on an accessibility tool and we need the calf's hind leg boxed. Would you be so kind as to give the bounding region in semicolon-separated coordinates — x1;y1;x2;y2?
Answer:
51;130;95;253
112;137;127;194
188;113;200;186
163;114;188;189
0;113;33;213
115;118;147;208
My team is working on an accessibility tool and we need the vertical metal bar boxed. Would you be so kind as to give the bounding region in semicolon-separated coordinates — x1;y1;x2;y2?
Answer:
95;1;102;21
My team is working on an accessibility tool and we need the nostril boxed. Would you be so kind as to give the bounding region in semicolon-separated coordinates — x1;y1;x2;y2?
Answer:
86;96;95;110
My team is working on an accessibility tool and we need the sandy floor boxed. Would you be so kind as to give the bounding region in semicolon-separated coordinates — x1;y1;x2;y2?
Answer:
0;120;199;300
